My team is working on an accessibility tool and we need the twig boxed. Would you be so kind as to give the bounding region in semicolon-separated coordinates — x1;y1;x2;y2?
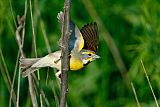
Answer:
27;0;40;106
33;0;57;106
28;75;38;107
21;0;27;47
15;1;28;107
41;90;50;107
40;94;43;107
131;82;141;107
9;51;20;107
40;20;51;53
15;0;38;107
8;0;17;28
51;80;59;107
32;74;51;107
29;0;40;80
0;48;17;106
16;14;25;57
7;0;27;105
16;68;21;107
60;0;70;107
141;60;159;107
0;49;12;89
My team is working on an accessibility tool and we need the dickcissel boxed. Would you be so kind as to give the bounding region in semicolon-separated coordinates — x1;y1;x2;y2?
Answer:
20;11;100;79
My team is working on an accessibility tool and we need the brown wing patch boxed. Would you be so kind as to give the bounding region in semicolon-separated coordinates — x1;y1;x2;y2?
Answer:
80;22;99;52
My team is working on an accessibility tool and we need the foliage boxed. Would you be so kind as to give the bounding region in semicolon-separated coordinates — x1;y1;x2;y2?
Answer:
0;0;160;107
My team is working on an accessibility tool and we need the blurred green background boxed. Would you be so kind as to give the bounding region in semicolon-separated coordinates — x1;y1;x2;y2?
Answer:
1;0;160;107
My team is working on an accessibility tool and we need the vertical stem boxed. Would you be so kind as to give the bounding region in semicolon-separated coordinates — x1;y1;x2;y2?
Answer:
29;0;39;105
28;75;38;107
60;0;70;107
9;51;20;107
141;60;159;107
30;0;40;80
16;68;21;107
131;82;141;107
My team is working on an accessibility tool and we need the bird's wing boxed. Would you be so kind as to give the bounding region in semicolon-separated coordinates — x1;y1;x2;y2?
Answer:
80;22;99;52
69;21;84;52
57;11;84;52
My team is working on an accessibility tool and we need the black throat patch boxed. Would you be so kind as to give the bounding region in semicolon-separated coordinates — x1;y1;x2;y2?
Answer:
83;61;91;66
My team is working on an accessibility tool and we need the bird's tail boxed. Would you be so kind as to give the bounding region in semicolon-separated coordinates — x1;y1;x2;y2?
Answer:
19;58;40;78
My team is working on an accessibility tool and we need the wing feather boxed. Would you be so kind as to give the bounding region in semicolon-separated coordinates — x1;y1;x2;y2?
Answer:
57;12;99;52
80;22;99;52
57;11;84;52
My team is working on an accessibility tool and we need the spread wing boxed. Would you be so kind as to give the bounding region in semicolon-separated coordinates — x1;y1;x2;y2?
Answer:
80;22;99;52
57;11;84;52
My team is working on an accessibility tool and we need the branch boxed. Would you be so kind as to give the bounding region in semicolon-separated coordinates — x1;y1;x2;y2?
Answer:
29;0;40;80
15;0;38;107
15;1;27;107
28;75;38;107
60;0;70;106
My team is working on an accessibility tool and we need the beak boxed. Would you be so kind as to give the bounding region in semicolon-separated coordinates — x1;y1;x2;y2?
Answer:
93;54;100;59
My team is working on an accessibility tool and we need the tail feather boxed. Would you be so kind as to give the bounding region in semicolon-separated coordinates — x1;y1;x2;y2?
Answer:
21;67;38;78
19;51;61;78
19;58;40;77
20;58;40;68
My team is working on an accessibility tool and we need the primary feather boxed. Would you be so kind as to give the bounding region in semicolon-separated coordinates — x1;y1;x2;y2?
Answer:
80;22;99;52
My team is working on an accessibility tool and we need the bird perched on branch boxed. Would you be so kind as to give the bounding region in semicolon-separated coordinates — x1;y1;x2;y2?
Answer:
20;11;100;80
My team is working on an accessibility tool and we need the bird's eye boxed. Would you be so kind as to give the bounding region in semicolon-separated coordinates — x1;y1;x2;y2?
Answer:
88;54;92;56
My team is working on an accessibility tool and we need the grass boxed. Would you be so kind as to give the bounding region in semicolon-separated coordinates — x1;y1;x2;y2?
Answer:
0;0;160;106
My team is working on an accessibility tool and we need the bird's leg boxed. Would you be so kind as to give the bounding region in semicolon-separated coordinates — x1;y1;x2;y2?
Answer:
54;58;61;64
55;70;68;92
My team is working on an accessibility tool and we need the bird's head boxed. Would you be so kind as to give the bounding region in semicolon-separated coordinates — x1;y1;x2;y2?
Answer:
80;49;100;66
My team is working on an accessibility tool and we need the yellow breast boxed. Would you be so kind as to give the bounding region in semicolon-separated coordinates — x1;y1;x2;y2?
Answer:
78;33;84;51
70;56;84;71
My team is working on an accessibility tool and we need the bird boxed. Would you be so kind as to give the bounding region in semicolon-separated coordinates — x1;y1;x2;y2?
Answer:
20;11;100;80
